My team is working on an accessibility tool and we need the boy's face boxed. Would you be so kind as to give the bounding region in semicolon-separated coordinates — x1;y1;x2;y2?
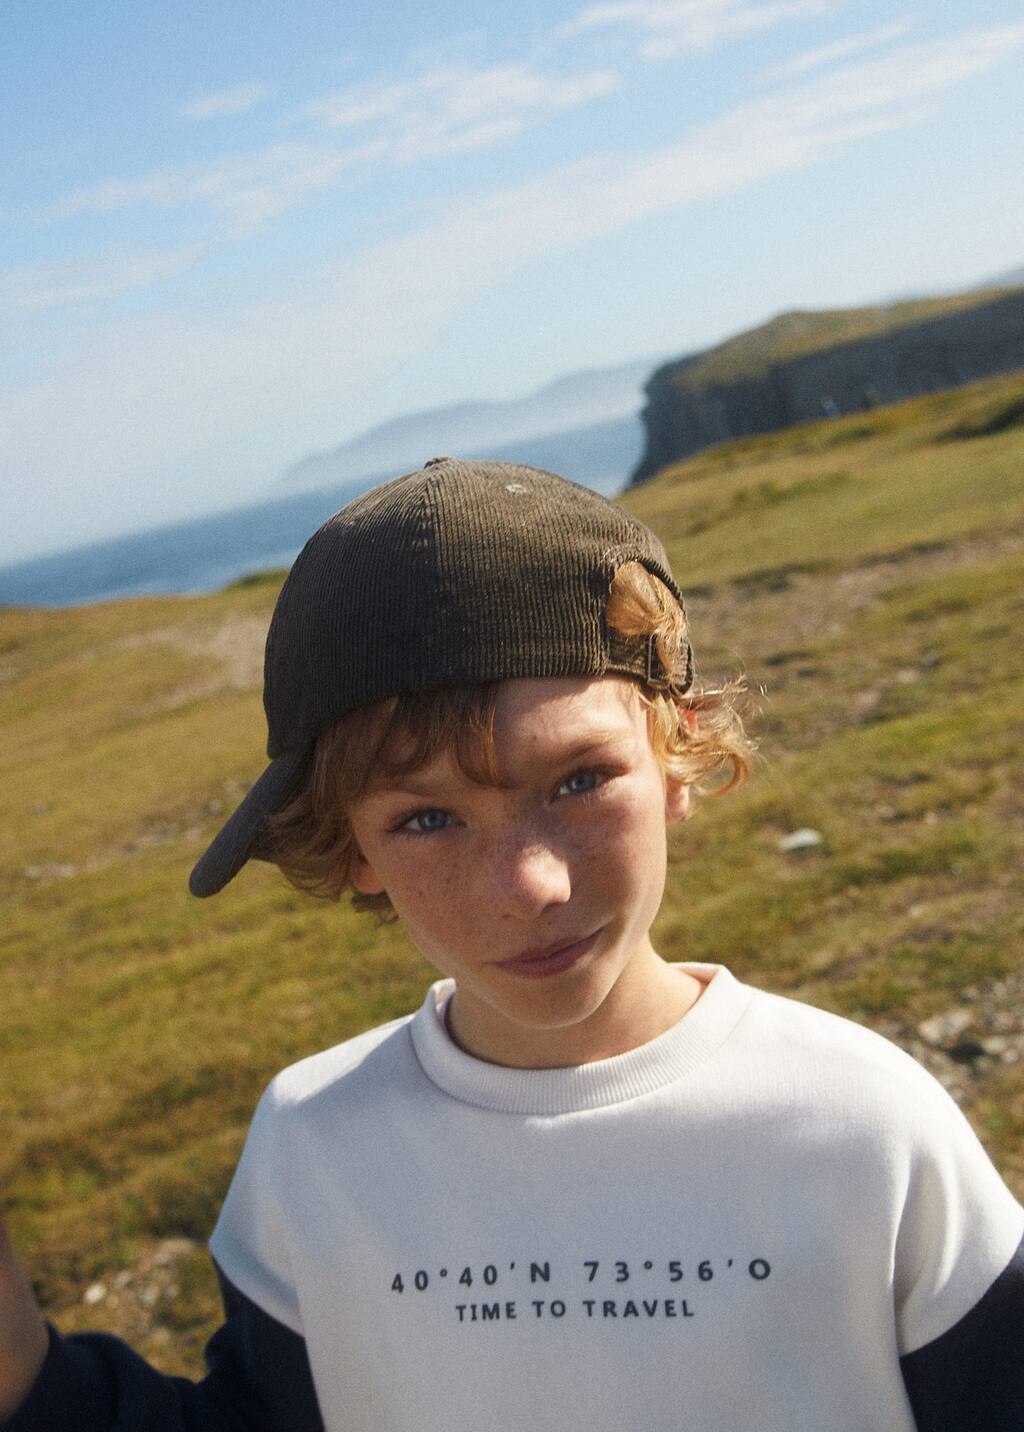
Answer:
347;675;692;1068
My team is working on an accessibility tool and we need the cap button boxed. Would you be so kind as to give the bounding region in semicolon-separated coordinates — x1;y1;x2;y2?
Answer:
423;455;453;467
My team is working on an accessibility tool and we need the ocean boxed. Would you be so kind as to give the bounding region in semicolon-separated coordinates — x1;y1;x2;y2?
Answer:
0;424;639;609
0;481;377;608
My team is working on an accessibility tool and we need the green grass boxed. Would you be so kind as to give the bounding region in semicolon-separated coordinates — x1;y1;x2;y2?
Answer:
220;567;290;591
2;368;1024;1372
671;286;1022;389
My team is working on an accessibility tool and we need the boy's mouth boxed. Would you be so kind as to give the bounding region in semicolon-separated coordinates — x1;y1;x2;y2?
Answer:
494;928;603;979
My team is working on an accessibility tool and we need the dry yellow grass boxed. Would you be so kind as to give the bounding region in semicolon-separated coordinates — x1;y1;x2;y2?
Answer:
2;371;1023;1372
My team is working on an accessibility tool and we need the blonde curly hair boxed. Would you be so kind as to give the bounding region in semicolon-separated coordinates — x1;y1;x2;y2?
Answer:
263;561;753;916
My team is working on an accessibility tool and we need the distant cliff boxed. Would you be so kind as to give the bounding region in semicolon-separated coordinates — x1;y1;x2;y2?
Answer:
632;288;1024;484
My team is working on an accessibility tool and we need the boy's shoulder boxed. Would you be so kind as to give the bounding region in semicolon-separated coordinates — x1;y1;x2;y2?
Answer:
264;1007;421;1115
715;972;980;1150
743;978;956;1104
749;980;929;1070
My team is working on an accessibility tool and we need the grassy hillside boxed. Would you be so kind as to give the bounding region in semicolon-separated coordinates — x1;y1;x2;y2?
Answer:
2;370;1023;1373
671;286;1023;390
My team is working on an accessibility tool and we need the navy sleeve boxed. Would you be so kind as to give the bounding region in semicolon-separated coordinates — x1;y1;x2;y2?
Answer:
900;1233;1024;1432
0;1264;323;1432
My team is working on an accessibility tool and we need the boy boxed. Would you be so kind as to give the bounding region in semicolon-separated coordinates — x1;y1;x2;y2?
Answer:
1;457;1021;1431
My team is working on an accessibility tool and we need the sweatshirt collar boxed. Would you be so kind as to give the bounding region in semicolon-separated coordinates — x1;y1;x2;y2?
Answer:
408;963;753;1115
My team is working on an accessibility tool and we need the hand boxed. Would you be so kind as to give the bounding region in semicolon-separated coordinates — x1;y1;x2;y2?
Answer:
0;1212;50;1420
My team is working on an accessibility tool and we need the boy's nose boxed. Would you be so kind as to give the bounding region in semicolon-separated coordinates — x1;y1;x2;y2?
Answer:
492;834;572;918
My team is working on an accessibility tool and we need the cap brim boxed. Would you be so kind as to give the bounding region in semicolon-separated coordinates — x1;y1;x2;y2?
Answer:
188;748;310;898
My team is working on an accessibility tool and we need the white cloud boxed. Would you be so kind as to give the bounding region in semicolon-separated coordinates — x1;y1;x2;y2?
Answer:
764;19;912;78
372;21;1024;289
13;21;1024;348
3;19;1023;558
30;141;375;237
0;246;205;317
301;61;621;161
562;0;832;60
775;20;1024;127
181;82;273;119
27;61;618;239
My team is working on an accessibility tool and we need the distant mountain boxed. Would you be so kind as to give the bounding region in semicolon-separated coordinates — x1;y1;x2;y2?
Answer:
457;413;645;497
276;356;664;494
632;285;1024;484
982;264;1024;289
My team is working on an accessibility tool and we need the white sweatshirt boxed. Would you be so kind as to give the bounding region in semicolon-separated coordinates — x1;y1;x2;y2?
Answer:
209;964;1024;1432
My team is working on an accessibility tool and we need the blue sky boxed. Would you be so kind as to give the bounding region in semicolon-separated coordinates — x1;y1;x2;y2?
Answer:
3;0;1023;562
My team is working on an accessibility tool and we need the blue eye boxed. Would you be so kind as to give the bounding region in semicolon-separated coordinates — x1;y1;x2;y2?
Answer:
558;770;603;797
402;809;451;834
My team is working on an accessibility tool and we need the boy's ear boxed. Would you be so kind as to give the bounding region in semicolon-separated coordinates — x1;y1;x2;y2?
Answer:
665;706;697;823
350;849;387;896
665;779;691;825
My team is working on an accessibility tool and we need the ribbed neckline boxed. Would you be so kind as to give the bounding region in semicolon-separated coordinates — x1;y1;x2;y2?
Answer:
408;963;754;1115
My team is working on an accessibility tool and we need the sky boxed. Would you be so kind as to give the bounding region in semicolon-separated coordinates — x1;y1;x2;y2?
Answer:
2;0;1023;564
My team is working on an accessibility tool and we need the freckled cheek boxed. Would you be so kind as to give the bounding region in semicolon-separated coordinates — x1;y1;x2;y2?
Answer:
566;815;607;861
388;869;471;957
404;864;460;908
599;786;664;846
591;795;667;881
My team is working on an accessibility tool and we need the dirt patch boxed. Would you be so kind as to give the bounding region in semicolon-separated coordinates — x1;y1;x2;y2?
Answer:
18;775;254;886
107;615;267;711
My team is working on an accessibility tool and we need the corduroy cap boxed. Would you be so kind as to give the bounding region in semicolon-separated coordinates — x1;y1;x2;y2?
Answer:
189;457;692;897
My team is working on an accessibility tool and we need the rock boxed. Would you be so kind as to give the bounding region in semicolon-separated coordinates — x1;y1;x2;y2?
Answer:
778;828;824;852
152;1238;196;1265
981;1035;1010;1056
918;1008;974;1047
83;1283;107;1305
